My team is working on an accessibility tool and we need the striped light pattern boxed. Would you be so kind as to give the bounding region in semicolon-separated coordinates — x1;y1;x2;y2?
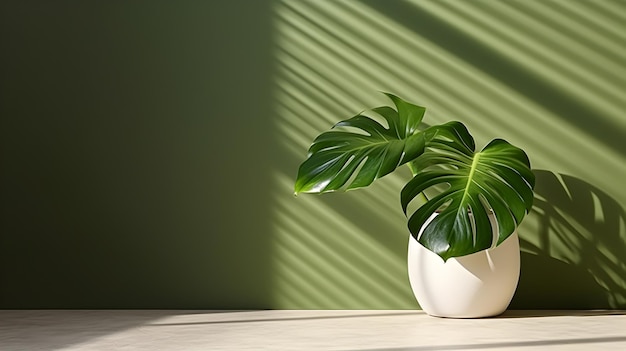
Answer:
270;0;626;309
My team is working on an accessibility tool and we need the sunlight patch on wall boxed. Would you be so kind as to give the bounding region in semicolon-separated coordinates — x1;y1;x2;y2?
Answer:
280;0;626;191
271;171;415;309
401;0;626;188
412;0;625;115
270;0;626;309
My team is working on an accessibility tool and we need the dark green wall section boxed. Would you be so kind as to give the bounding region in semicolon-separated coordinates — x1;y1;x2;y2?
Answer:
1;0;625;309
0;1;275;308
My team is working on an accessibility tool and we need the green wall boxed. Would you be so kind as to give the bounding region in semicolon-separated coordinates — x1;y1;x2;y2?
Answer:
0;0;275;308
1;0;625;309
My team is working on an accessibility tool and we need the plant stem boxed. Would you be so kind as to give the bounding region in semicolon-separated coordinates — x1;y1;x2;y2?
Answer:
407;161;419;177
407;161;429;203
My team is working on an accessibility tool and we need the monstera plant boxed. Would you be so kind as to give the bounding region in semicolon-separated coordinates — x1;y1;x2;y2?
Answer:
294;93;535;262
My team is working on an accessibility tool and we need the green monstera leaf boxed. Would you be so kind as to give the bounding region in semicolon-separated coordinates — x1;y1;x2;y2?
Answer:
401;126;535;261
294;91;535;261
294;93;429;194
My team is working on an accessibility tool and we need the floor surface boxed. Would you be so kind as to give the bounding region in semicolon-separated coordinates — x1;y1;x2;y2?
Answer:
1;310;626;350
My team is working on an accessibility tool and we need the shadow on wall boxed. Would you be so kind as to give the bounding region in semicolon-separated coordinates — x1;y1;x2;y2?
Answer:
511;170;626;309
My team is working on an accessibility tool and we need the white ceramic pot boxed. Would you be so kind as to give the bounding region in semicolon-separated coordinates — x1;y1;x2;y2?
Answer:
407;213;520;318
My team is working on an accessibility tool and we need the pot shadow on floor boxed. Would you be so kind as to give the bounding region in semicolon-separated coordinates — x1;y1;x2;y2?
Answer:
509;170;626;310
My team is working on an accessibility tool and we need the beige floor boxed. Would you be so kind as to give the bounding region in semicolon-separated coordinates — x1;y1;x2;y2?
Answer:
1;310;626;351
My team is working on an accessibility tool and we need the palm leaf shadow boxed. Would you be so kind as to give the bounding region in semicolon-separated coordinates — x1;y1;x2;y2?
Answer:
511;170;626;309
